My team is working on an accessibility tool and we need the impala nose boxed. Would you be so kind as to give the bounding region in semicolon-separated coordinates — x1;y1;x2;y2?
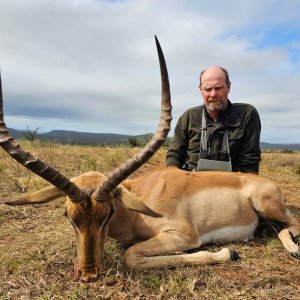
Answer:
74;259;102;282
80;270;98;282
74;266;99;282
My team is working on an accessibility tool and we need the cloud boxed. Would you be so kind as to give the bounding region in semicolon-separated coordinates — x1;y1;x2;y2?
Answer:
0;0;300;143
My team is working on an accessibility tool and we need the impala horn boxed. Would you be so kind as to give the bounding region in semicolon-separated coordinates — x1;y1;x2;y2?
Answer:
93;36;172;201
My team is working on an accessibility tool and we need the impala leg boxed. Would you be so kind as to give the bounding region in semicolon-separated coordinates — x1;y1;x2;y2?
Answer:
124;230;237;270
278;215;300;259
258;202;300;259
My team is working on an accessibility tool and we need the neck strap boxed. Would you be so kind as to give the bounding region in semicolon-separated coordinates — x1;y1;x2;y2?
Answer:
200;109;230;156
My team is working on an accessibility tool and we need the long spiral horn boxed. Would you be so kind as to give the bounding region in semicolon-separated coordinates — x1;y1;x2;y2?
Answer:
93;36;172;201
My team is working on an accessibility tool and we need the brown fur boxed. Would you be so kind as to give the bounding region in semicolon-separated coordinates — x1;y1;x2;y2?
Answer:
6;167;300;281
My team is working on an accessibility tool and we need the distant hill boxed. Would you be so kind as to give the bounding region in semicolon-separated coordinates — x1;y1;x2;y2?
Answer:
8;128;300;150
42;130;132;145
7;128;25;139
260;142;300;151
8;128;153;146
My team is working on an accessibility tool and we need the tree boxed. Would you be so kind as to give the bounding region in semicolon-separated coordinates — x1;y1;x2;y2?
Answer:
23;126;40;144
128;137;140;147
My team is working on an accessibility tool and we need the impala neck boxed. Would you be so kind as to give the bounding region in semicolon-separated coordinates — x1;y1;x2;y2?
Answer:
108;198;138;242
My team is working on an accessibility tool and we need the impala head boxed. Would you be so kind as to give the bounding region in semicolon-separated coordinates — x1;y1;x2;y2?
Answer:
63;172;161;281
64;173;113;281
1;37;171;281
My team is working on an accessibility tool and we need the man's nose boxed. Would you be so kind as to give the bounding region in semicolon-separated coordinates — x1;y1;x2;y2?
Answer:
210;88;217;96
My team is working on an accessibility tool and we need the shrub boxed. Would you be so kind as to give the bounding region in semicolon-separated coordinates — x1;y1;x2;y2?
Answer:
295;164;300;175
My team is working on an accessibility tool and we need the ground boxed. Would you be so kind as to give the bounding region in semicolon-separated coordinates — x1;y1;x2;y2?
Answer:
0;143;299;299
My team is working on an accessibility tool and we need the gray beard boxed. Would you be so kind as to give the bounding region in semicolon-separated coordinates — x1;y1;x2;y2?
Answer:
206;101;225;112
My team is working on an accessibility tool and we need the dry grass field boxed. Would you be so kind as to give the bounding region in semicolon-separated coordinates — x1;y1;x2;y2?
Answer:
0;141;300;300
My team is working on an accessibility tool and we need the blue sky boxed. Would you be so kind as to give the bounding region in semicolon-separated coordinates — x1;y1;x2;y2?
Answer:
0;0;300;143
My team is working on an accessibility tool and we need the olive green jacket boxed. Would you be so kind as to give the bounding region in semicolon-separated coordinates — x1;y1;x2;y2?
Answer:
166;101;261;173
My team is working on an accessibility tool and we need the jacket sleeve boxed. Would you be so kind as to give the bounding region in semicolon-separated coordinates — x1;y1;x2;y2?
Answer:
237;106;261;174
166;114;188;168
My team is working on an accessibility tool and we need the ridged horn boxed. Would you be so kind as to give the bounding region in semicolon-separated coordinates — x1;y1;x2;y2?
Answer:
0;73;87;203
93;36;172;201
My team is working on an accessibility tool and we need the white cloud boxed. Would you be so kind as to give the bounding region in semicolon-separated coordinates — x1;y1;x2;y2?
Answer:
0;0;299;142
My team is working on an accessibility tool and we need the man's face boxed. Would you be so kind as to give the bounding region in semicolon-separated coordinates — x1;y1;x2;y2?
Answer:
199;67;231;115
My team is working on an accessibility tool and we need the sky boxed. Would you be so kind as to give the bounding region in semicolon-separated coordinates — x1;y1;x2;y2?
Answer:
0;0;300;143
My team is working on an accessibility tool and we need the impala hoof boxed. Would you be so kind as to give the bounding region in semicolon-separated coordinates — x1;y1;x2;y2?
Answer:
291;251;300;260
228;248;240;261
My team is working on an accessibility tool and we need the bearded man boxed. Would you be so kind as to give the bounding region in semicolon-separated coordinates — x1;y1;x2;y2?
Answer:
166;66;261;174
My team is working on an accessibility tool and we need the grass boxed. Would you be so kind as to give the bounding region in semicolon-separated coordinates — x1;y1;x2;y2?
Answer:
0;142;300;299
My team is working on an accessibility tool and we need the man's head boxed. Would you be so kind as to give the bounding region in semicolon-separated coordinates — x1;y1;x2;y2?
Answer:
199;66;231;120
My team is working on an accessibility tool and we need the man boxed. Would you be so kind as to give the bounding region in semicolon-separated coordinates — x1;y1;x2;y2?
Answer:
166;66;261;174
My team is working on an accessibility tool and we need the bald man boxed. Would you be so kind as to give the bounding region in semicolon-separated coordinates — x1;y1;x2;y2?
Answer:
166;66;261;174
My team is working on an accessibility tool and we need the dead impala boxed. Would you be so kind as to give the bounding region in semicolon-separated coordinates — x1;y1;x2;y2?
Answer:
1;38;299;282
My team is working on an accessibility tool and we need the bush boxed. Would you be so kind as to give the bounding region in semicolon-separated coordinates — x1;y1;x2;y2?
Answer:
128;137;140;147
281;149;294;154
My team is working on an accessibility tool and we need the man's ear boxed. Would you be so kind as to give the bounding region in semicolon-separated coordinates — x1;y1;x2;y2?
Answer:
228;81;231;93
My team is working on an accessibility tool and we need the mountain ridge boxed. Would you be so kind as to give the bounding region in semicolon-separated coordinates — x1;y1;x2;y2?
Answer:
8;128;300;150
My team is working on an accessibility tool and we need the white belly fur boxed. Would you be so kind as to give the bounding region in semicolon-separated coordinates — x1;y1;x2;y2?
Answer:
199;219;259;245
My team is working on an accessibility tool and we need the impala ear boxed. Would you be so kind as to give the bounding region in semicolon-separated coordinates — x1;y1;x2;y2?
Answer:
114;185;162;218
4;186;64;206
